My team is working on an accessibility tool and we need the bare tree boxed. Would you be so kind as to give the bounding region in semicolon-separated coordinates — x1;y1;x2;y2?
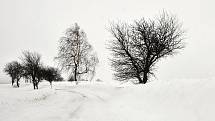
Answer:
21;51;42;89
43;67;63;88
109;12;185;84
3;61;23;87
56;23;98;83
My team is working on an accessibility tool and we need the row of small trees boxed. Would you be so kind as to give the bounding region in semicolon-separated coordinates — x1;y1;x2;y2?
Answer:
4;51;63;89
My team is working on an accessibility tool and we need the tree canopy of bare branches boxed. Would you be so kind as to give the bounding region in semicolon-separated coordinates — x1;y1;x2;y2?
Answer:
42;66;63;88
3;61;23;87
109;12;185;84
21;51;42;89
56;23;98;83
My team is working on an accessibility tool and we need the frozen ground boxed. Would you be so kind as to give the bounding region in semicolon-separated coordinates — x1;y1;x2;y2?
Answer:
0;79;214;121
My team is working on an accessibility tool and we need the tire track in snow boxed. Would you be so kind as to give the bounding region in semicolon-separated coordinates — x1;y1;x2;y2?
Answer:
55;87;109;120
56;88;106;102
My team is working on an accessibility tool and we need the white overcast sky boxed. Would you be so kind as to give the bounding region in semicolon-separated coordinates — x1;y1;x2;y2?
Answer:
0;0;215;83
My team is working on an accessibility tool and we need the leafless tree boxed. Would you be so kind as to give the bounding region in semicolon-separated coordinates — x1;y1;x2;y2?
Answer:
43;66;63;88
21;51;42;89
3;61;23;87
56;23;98;83
109;12;185;84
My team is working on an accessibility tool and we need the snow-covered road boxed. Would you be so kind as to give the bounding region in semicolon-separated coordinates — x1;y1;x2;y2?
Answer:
0;79;215;121
0;82;123;121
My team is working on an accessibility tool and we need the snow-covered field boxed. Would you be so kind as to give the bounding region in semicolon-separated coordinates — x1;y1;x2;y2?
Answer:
0;79;214;121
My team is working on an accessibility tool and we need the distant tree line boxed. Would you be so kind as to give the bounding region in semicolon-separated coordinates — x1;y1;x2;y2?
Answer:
4;51;63;89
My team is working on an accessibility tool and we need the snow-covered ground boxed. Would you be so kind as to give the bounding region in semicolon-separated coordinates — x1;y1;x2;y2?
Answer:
0;79;214;121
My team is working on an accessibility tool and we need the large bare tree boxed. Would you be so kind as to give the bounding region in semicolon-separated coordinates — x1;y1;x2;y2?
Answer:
56;23;98;83
109;12;185;84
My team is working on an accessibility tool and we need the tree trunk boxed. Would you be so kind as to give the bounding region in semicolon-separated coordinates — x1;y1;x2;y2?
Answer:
16;79;20;87
142;67;149;84
33;82;36;89
32;76;36;90
35;80;39;89
74;63;78;84
142;72;148;84
36;83;38;89
11;78;14;86
74;71;77;82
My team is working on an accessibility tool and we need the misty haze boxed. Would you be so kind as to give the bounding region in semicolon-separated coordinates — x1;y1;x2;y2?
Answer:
0;0;215;121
